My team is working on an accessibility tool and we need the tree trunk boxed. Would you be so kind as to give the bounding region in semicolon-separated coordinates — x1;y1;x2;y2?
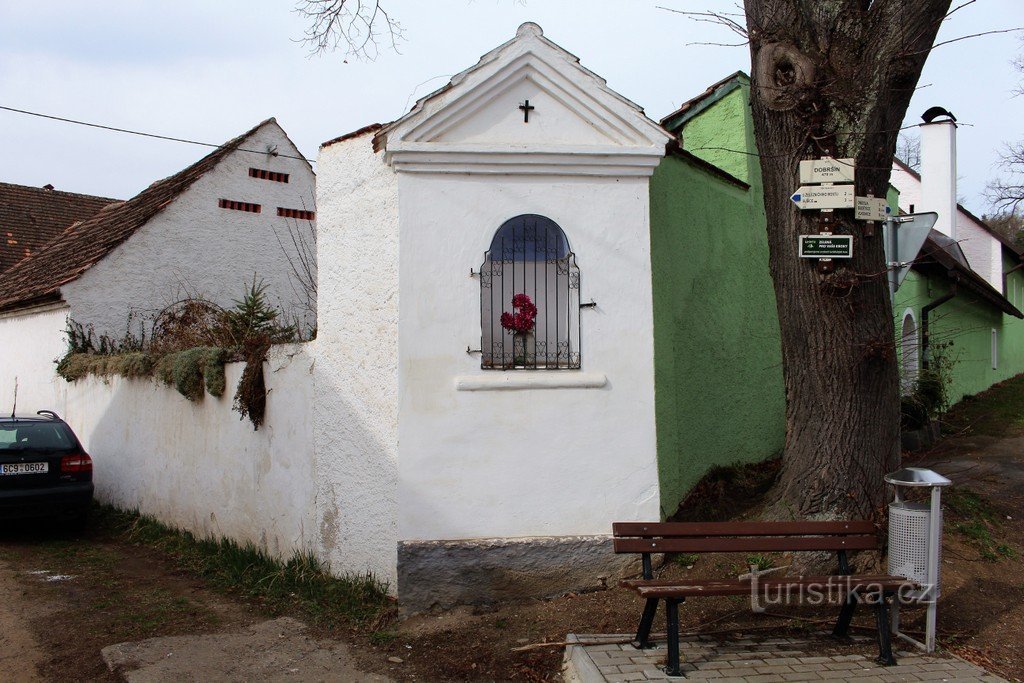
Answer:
743;0;952;520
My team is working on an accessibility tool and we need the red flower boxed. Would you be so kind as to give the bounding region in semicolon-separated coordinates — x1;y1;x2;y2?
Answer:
501;293;537;334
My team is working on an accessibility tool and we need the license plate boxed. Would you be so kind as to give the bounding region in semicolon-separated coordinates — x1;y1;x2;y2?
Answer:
0;462;48;475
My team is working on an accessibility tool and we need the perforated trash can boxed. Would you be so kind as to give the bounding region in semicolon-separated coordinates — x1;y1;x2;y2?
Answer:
888;500;940;590
884;467;951;653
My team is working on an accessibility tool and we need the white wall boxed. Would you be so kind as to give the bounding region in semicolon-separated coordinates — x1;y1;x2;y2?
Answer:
891;160;1004;291
313;132;401;589
63;345;316;560
396;172;661;542
0;305;69;415
64;121;317;339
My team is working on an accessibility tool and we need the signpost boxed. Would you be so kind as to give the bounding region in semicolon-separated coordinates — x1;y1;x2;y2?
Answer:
790;185;856;210
791;155;883;270
855;196;890;222
799;157;856;184
799;234;854;259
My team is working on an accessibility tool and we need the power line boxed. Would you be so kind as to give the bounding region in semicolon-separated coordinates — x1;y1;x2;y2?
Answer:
0;104;315;163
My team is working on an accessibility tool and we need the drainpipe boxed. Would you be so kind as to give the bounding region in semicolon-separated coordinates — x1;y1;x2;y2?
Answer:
1003;262;1023;297
921;276;958;370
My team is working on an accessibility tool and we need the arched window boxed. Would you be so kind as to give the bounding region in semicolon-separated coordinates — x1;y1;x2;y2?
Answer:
900;310;919;394
480;215;580;369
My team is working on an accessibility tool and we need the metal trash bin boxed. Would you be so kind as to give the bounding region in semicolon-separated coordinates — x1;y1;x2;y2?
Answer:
885;467;952;653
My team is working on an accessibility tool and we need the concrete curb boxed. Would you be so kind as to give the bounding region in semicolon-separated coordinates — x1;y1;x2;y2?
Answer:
562;634;607;683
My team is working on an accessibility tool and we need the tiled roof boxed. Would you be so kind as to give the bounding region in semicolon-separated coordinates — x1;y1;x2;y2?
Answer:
0;118;275;314
660;71;748;132
917;228;1023;318
0;183;117;274
320;123;384;150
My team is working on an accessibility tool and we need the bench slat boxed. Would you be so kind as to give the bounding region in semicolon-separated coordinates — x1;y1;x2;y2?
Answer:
620;574;901;589
612;520;875;538
631;576;916;599
613;535;878;554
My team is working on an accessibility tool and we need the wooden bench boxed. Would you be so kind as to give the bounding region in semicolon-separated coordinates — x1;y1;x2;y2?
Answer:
613;521;918;677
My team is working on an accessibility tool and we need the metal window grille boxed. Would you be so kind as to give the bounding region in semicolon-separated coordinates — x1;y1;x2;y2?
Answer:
249;168;290;183
277;207;316;220
480;214;580;370
218;199;261;213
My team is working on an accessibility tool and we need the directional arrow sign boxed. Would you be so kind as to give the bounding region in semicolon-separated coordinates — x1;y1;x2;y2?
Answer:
791;184;856;210
799;157;855;184
799;234;854;258
855;196;891;221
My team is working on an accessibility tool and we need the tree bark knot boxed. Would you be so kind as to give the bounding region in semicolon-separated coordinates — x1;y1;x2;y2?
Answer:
754;41;816;111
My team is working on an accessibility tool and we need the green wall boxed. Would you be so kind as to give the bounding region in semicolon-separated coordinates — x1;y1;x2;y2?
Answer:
896;261;1024;404
651;72;1024;519
650;79;785;518
672;79;755;184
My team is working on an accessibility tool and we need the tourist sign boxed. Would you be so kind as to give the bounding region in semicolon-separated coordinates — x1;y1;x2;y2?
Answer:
799;157;855;184
790;185;856;210
855;196;891;221
799;234;854;258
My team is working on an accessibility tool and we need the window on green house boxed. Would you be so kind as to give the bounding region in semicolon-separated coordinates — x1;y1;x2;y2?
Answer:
901;311;919;394
992;329;999;370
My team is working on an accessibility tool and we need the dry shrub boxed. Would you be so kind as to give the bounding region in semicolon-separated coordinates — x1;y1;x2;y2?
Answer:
57;279;297;428
151;299;229;353
233;341;269;430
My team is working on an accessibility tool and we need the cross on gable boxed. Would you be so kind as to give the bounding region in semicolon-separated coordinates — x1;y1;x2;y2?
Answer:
519;100;535;123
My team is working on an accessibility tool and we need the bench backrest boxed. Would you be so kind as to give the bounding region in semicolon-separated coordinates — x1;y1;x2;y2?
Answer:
612;521;877;554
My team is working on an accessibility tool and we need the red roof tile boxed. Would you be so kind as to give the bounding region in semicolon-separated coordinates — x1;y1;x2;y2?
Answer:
0;183;117;274
0;118;276;313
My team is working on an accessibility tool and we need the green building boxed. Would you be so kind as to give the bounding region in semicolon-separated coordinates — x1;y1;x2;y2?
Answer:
649;73;1024;519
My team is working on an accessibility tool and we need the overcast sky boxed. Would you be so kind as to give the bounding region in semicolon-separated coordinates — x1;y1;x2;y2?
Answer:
1;1;1021;215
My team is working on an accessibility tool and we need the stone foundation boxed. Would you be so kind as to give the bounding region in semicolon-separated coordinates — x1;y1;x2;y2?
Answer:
397;535;639;613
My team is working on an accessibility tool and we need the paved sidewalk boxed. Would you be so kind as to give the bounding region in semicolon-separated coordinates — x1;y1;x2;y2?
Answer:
563;634;1006;682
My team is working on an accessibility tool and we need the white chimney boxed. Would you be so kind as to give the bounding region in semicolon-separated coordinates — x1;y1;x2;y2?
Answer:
919;107;958;239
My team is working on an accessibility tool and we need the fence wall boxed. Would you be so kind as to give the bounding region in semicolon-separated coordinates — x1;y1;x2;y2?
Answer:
62;344;317;561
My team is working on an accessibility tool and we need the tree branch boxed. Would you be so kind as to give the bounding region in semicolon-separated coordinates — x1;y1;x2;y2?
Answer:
294;0;404;59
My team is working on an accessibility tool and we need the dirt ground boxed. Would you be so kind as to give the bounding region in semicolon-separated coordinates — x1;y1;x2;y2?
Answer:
1;383;1022;682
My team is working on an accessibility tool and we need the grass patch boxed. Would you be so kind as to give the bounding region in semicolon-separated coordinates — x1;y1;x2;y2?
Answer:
745;553;774;572
943;373;1024;437
368;630;399;646
945;489;1015;562
673;553;699;568
91;504;395;630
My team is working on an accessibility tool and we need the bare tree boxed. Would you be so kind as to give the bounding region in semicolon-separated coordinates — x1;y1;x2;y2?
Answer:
897;132;921;171
273;215;318;336
981;208;1024;250
985;46;1024;213
295;0;403;58
986;141;1024;213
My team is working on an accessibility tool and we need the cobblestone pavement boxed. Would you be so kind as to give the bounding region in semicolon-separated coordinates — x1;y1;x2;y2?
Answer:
564;634;1007;683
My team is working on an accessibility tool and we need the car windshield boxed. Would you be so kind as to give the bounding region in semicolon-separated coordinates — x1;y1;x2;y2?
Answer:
0;422;76;452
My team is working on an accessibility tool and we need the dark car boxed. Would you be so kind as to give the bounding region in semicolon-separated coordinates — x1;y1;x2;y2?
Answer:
0;411;93;527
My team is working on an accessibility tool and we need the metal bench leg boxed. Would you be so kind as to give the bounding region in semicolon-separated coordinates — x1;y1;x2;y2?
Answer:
874;593;897;666
832;592;858;638
664;598;684;677
633;598;659;649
